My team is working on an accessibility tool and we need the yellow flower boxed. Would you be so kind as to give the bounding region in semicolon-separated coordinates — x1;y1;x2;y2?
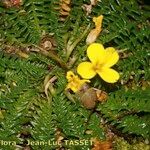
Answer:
86;15;103;44
77;43;120;83
66;71;90;92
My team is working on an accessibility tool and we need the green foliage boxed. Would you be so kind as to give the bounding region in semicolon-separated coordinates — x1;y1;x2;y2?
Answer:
114;137;150;150
0;51;50;149
30;98;56;150
97;88;150;139
0;0;150;150
87;113;105;139
0;0;54;45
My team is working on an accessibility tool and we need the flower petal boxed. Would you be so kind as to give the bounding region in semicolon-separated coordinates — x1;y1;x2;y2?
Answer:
97;68;120;83
87;43;105;64
104;47;119;67
66;71;90;93
93;15;103;29
86;29;101;45
77;62;96;79
86;16;103;45
66;71;75;81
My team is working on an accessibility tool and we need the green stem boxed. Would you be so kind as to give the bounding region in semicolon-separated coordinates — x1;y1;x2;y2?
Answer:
66;24;91;61
32;45;68;70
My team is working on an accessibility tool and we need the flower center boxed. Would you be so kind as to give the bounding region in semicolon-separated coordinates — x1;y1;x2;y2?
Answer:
93;62;103;72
